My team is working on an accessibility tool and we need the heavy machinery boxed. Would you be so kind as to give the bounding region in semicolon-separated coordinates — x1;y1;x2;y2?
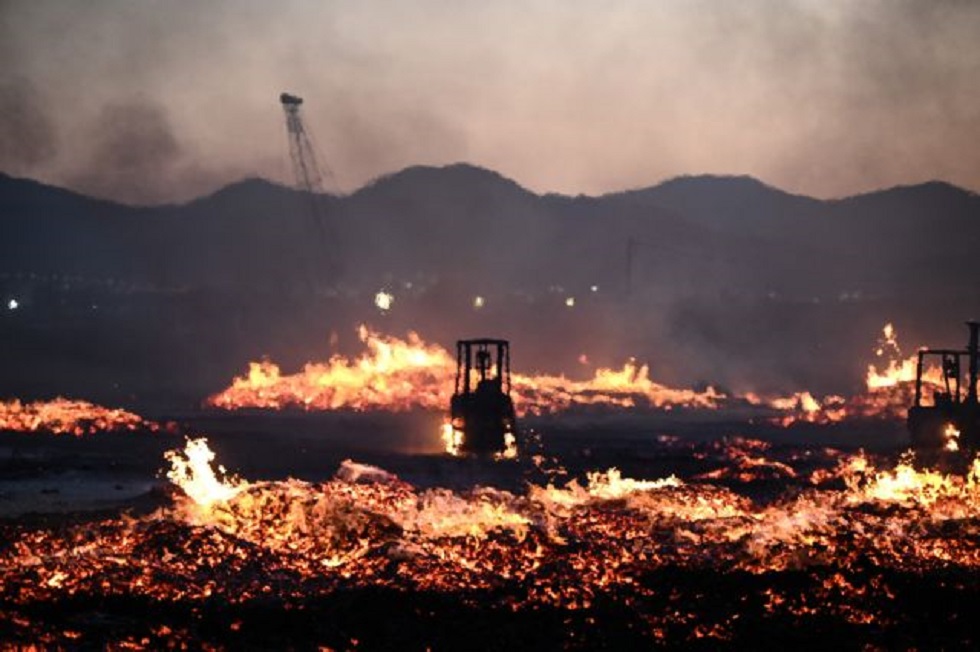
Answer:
907;321;980;451
449;339;518;456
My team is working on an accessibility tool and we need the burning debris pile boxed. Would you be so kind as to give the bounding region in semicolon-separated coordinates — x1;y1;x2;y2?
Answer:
208;325;724;416
0;397;159;436
209;323;940;429
1;437;978;648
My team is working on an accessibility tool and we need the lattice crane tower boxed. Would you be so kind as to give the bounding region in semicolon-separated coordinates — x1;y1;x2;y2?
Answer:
279;92;338;284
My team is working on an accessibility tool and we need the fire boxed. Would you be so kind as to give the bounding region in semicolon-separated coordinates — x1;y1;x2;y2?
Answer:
3;437;980;646
838;450;980;513
512;359;723;414
765;323;948;426
208;325;724;417
498;431;518;460
165;437;245;509
210;325;454;412
206;321;961;436
440;420;462;455
208;321;960;440
944;423;961;452
0;397;157;435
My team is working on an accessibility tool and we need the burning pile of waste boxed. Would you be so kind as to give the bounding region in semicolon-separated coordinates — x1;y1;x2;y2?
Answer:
0;397;159;436
1;437;978;648
207;325;725;416
207;323;942;429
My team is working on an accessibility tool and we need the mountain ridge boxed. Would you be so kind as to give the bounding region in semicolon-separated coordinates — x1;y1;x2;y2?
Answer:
5;165;977;211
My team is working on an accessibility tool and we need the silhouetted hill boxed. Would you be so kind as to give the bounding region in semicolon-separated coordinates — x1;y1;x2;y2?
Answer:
3;165;979;302
607;174;823;233
2;165;980;403
0;172;129;218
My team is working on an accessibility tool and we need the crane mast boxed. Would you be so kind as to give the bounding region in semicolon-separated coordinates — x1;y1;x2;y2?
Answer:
279;92;338;288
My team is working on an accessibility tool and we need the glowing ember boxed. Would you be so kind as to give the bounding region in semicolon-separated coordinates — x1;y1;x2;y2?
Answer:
497;432;518;460
944;423;962;452
0;397;157;435
440;420;462;456
2;438;980;647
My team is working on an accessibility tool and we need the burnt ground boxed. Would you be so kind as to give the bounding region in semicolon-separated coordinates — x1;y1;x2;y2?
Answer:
2;411;977;649
4;568;979;651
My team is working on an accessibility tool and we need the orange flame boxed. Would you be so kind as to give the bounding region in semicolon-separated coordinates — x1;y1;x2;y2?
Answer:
0;397;157;435
208;325;724;416
764;323;948;426
207;322;956;433
4;438;980;646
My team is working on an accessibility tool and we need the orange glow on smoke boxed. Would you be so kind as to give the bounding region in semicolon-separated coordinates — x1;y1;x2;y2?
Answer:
0;397;157;435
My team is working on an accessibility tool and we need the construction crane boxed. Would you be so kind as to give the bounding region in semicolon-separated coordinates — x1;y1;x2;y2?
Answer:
279;92;339;288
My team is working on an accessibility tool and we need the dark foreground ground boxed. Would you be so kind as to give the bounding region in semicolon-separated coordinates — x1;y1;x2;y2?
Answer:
1;411;977;650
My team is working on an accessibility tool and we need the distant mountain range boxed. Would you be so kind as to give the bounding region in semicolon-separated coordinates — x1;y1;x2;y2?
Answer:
2;164;977;301
1;164;978;403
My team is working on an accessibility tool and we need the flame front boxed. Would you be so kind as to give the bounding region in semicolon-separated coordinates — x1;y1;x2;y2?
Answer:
208;325;726;418
207;322;952;433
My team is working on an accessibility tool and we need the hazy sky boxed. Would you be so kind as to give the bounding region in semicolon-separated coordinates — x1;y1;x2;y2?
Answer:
2;0;979;203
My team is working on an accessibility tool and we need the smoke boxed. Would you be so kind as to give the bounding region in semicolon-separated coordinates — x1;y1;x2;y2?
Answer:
64;100;242;205
65;101;181;205
3;1;980;201
0;77;58;175
323;99;469;193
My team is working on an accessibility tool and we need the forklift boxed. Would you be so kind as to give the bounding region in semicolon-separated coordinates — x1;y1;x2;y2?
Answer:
907;321;980;451
449;339;518;456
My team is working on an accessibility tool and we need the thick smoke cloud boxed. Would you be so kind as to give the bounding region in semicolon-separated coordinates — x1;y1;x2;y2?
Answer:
1;0;979;201
66;101;182;205
0;77;58;174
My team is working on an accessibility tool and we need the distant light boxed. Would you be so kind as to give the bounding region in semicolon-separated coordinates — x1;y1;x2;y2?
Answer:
565;297;575;307
473;295;485;309
374;291;394;312
7;299;18;311
590;285;599;293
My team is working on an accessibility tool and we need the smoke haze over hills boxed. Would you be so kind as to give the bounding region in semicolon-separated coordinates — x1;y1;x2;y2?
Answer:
2;1;980;203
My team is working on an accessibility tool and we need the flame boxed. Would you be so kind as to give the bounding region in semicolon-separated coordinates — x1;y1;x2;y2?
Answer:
765;323;948;426
497;431;518;460
944;423;962;452
0;397;157;435
207;321;964;435
3;437;980;646
208;325;724;418
165;437;245;509
440;420;463;456
210;325;454;412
